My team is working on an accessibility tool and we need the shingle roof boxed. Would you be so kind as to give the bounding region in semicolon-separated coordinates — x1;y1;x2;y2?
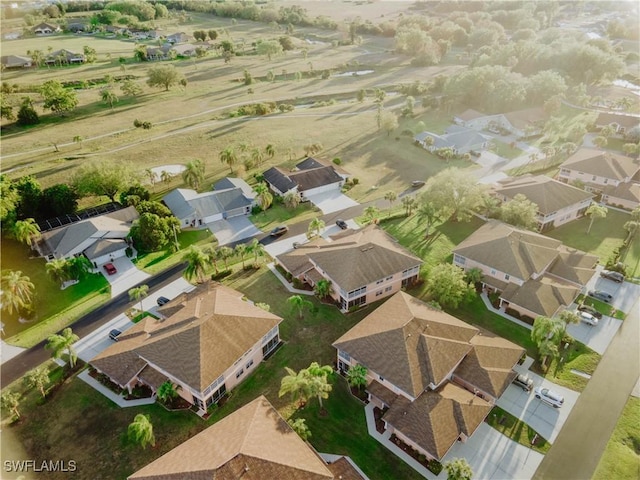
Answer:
296;157;349;176
455;109;486;121
415;127;489;151
91;283;282;392
503;107;547;130
325;457;366;480
560;149;640;181
383;383;491;460
289;166;343;191
333;292;478;398
548;247;598;285
494;175;594;216
162;187;252;220
128;396;334;480
501;277;579;317
263;167;298;193
595;112;640;129
213;177;255;199
603;181;640;205
83;239;128;260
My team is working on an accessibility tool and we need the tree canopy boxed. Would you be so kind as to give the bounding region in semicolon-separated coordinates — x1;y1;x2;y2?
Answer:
423;168;487;222
147;65;185;91
426;263;474;309
40;80;78;115
71;163;137;202
500;193;539;230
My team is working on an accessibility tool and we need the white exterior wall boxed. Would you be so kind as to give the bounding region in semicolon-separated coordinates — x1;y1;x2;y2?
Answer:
558;168;623;188
300;182;341;199
92;248;127;266
453;255;524;286
540;198;592;228
602;193;639;210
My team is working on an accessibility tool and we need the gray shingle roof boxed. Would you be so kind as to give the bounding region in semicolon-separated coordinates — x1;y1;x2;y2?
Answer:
561;149;640;181
263;167;297;193
162;186;252;220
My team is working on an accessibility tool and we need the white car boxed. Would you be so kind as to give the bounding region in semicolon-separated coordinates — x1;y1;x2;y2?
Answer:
534;387;564;408
578;311;598;326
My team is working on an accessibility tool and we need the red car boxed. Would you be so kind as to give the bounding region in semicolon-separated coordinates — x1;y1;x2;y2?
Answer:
103;263;117;275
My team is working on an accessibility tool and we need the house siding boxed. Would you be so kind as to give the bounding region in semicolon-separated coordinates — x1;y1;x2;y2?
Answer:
558;168;625;188
453;256;524;287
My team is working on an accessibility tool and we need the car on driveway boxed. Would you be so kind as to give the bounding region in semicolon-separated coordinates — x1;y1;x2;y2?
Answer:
270;225;288;237
411;180;426;188
103;263;117;275
109;329;122;341
512;374;533;392
578;311;598;326
600;270;624;283
577;304;602;319
335;219;348;230
588;290;613;303
157;296;170;306
534;387;564;408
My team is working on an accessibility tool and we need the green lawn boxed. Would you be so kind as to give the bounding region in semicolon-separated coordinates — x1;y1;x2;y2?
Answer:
491;140;523;160
486;406;551;454
540;340;601;392
133;229;214;274
576;294;626;320
593;396;640;480
249;202;319;230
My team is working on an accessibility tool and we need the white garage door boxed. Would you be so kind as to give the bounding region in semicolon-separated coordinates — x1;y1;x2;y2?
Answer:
305;190;359;214
203;213;224;223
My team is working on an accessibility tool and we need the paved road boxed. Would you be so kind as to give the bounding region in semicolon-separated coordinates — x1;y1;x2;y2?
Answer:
0;262;187;388
533;295;640;480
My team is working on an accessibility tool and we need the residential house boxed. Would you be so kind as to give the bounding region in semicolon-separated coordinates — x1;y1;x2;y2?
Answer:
171;43;199;57
493;175;594;231
162;177;256;227
166;32;190;44
145;44;172;61
3;31;21;40
33;206;139;266
452;220;598;319
333;291;523;461
414;125;490;156
595;112;640;136
33;22;60;35
263;157;348;200
557;148;640;209
1;55;32;69
454;107;548;138
91;283;283;411
129;395;367;480
275;224;422;312
66;22;87;33
45;49;85;65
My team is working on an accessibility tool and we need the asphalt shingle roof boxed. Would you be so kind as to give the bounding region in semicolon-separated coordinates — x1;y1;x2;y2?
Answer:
561;149;640;181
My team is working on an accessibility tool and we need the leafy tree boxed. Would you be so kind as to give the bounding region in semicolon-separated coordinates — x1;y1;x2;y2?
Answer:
218;246;234;270
0;94;14;120
346;364;368;390
624;220;639;244
129;284;149;312
181;159;205;190
381;111;399;136
444;458;473;480
500;193;539;230
67;256;92;281
14;175;42;219
288;418;311;441
254;183;273;212
465;267;483;287
46;327;79;368
16;96;40;126
130;213;180;252
12;218;41;246
40;184;79;219
23;367;49;398
1;391;21;419
422;168;486;222
307;217;325;239
283;191;302;209
183;246;208;283
1;270;35;315
83;45;97;63
71;163;136;202
40;80;78;115
208;30;218;40
101;88;118;109
427;264;473;309
287;294;313;319
592;136;608;149
128;414;155;449
531;316;564;367
558;310;580;331
219;147;238;174
248;238;266;265
305;362;333;409
156;381;178;405
585;204;607;234
314;279;332;299
121;79;143;98
415;200;441;238
0;176;18;221
279;367;311;407
147;65;185;91
257;40;284;60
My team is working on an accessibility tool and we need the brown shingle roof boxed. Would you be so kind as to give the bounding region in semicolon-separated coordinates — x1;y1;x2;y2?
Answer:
503;107;548;130
547;247;598;285
326;457;366;480
501;277;579;317
366;380;398;406
602;181;640;205
561;149;640;181
128;396;334;480
333;292;478;397
91;283;282;393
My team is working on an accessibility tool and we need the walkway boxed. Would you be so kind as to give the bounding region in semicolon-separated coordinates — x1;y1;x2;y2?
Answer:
266;263;315;295
78;370;156;408
533;295;640;480
479;292;533;330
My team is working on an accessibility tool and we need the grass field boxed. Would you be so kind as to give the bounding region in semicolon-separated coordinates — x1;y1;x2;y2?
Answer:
486;406;551;454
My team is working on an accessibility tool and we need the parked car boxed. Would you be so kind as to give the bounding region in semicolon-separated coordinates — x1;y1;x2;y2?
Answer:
270;225;288;237
103;263;117;275
578;311;598;326
534;387;564;408
335;219;348;230
588;290;613;303
577;304;602;319
512;374;534;392
109;329;122;341
411;180;426;188
157;296;170;306
600;270;624;283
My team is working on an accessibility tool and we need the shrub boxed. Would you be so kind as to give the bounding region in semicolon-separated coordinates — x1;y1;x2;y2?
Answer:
351;177;359;185
332;157;342;165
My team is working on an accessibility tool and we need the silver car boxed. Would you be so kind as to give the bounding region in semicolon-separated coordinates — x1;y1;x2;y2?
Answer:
534;387;564;408
578;311;598;326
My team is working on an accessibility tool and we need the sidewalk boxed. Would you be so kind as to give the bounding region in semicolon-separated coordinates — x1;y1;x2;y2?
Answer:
479;292;533;331
267;263;315;296
78;370;156;408
1;340;27;365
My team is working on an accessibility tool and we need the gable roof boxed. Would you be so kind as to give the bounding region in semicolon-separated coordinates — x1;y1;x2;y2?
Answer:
1;55;32;67
91;283;282;392
453;220;562;280
129;396;334;480
560;149;640;181
503;107;548;130
213;177;255;198
33;22;59;31
333;292;478;397
595;112;640;129
415;126;490;151
263;167;298;193
501;277;579;317
83;238;128;260
263;165;343;194
296;157;349;176
162;185;252;220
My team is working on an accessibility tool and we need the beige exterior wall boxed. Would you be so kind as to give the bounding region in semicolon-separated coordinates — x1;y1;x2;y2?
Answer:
499;301;544;320
453;255;524;286
558;168;623;188
602;193;639;210
387;426;440;462
221;343;264;391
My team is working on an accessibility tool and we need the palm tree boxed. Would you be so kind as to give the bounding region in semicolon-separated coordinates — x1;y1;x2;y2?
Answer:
279;367;311;408
68;256;92;280
160;170;172;184
129;284;149;312
314;279;332;299
288;418;311;441
585;204;607;234
218;246;234;270
46;259;72;286
305;362;333;410
265;143;275;160
251;148;264;167
283;191;302;209
234;243;248;268
182;159;205;190
401;196;416;216
364;206;379;224
592;135;608;149
156;381;178;405
101;88;118;109
145;168;158;185
464;267;483;288
444;457;473;480
558;310;580;332
416;201;441;237
287;294;312;319
248;238;265;265
1;391;21;419
1;270;35;315
203;245;220;275
128;414;156;449
23;367;49;398
307;217;325;239
384;191;397;211
346;364;368;390
537;338;559;369
531;316;564;368
46;327;80;368
254;183;273;212
183;246;208;283
12;218;41;246
219;147;238;174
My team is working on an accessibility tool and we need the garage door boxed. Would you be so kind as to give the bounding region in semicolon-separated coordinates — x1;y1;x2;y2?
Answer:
203;213;224;223
305;191;359;214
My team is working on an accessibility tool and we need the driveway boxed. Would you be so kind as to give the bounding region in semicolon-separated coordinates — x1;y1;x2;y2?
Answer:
101;257;151;298
442;423;544;480
305;190;359;214
584;266;640;314
263;220;359;258
207;216;261;245
565;311;622;355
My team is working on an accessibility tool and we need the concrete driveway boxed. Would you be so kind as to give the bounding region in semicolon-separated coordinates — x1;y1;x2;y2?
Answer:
305;190;359;214
565;311;622;355
584;266;640;314
263;219;359;258
101;257;151;298
207;216;261;245
498;366;580;443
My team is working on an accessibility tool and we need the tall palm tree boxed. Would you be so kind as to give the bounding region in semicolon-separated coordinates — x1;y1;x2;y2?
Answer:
12;218;41;246
234;243;248;268
182;159;205;190
248;238;265;265
305;362;333;410
278;367;311;407
218;246;234;270
183;246;208;283
129;284;149;312
46;327;80;368
145;169;158;185
531;316;564;368
401;196;416;216
46;259;72;286
384;191;397;210
101;88;118;109
128;414;155;449
1;270;35;315
416;201;441;238
219;147;238;174
203;245;220;275
363;206;379;224
265;143;275;160
585;204;607;234
283;191;302;209
307;217;325;239
254;183;273;212
251;148;264;167
160;170;172;184
23;367;49;398
287;294;312;319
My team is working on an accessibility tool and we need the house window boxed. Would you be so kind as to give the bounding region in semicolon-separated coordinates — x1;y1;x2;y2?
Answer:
348;286;367;299
384;286;393;292
246;359;254;369
560;169;570;175
378;375;384;382
505;274;510;281
490;269;497;276
385;275;393;281
453;254;466;265
376;290;383;297
376;279;384;285
402;266;420;278
338;350;351;362
236;369;244;379
262;334;279;356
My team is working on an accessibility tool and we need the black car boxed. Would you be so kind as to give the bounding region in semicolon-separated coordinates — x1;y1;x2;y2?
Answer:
270;225;288;237
512;374;534;393
157;296;170;306
600;270;624;283
109;329;122;341
577;304;603;319
588;290;613;303
336;219;348;230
